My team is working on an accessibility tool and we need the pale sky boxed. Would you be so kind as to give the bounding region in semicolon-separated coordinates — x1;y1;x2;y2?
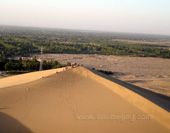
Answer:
0;0;170;35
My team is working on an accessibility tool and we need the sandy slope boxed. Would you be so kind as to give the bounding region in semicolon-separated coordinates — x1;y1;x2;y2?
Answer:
33;54;170;96
0;67;170;133
0;67;64;89
125;79;170;97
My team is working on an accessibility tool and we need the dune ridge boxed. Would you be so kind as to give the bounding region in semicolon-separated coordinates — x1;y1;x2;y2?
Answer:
72;67;170;130
0;67;64;89
0;67;170;132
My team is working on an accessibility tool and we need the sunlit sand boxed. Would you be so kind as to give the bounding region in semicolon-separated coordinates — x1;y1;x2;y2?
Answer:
0;67;170;132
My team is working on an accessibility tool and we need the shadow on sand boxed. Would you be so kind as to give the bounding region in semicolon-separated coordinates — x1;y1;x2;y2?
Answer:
90;68;170;112
0;112;32;133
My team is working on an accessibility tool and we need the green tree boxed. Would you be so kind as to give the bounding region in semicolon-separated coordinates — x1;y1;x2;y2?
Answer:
67;62;71;66
5;62;13;71
32;57;37;62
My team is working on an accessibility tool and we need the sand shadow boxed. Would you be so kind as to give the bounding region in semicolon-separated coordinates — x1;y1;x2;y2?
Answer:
0;112;32;133
89;68;170;112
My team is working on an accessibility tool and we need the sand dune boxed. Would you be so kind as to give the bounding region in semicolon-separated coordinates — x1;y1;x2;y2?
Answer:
32;54;170;97
0;67;64;89
0;67;170;133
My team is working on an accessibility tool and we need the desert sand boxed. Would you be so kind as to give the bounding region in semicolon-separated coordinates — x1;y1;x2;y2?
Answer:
32;54;170;97
0;67;170;133
0;67;64;89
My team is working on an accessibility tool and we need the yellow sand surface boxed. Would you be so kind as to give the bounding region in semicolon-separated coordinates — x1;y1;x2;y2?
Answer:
0;67;170;133
0;68;64;89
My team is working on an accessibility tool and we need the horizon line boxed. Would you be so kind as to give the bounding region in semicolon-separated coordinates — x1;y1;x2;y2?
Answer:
0;24;170;37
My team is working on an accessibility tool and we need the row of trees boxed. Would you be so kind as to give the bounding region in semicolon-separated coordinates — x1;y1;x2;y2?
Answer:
0;57;64;71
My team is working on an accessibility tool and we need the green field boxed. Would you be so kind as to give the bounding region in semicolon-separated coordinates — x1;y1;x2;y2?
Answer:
0;25;170;59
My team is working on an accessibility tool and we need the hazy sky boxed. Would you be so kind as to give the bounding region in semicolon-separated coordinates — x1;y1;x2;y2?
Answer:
0;0;170;35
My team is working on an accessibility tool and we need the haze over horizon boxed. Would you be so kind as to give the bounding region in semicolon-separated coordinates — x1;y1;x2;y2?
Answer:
0;0;170;35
